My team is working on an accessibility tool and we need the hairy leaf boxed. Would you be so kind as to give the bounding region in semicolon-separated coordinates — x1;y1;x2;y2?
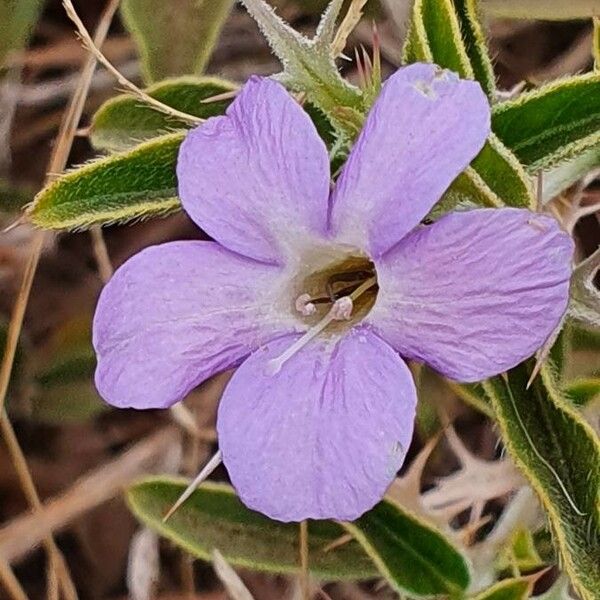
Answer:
484;364;600;600
343;498;471;597
450;381;494;416
403;0;474;78
570;248;600;331
29;133;183;230
454;0;496;98
492;73;600;171
471;578;532;600
91;77;237;152
121;0;234;82
543;143;600;203
564;378;600;407
240;0;363;136
127;478;378;580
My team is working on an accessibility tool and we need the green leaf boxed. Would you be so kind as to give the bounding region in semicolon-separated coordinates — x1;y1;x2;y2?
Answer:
467;134;535;208
91;77;237;153
454;0;496;98
569;248;600;331
471;578;532;600
30;314;106;424
29;133;184;230
564;378;600;407
543;143;600;203
403;0;474;79
121;0;234;83
0;0;43;67
492;73;600;171
239;0;364;136
481;0;600;20
126;478;378;580
342;498;471;597
484;364;600;600
450;381;494;416
497;527;545;573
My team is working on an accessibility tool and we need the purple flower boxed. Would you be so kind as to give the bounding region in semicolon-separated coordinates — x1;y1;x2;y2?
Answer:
93;64;573;522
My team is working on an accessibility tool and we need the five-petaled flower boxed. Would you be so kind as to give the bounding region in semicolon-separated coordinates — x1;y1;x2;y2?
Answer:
93;64;573;522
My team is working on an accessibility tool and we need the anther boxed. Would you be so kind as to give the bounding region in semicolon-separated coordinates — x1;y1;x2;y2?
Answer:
331;296;353;321
295;293;317;316
268;276;377;375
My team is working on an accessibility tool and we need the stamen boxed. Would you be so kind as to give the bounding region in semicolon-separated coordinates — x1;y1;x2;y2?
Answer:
295;293;317;316
268;276;377;375
331;296;353;320
162;449;222;522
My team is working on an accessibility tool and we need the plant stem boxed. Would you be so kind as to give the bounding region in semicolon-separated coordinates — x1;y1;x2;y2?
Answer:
299;520;310;600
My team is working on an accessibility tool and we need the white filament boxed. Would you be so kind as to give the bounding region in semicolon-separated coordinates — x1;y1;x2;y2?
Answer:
268;277;377;375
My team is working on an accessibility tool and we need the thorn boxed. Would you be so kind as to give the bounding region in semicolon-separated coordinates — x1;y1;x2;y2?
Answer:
526;358;543;390
163;449;222;522
354;47;366;89
199;89;239;104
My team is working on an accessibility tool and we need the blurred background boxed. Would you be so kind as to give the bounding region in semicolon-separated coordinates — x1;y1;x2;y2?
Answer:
0;1;598;598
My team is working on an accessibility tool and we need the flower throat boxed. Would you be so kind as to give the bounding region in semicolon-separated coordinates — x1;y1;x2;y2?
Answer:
268;255;379;375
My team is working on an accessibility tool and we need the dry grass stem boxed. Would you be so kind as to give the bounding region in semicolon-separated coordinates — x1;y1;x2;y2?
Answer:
299;520;310;600
62;0;202;126
212;549;255;600
0;427;179;564
331;0;369;58
0;1;123;596
0;558;29;600
0;413;78;600
90;226;113;283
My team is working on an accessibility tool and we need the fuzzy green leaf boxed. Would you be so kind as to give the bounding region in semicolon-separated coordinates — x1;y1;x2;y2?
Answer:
240;0;363;136
492;73;600;172
342;498;471;597
91;77;237;152
121;0;234;83
450;381;494;416
126;478;378;580
403;0;474;79
564;378;600;407
569;248;600;331
484;364;600;600
543;143;600;203
29;133;184;230
471;578;532;600
454;0;496;98
0;0;43;67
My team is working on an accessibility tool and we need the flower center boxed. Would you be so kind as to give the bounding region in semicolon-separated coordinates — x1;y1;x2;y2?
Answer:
268;250;379;375
292;253;379;330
